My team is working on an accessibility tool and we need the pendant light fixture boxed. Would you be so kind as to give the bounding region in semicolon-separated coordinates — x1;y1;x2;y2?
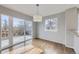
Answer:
33;4;42;22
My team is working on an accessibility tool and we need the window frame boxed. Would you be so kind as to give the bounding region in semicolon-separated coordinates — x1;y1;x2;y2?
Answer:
0;14;33;53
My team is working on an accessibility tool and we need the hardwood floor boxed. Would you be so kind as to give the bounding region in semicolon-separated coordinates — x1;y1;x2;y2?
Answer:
32;39;75;54
1;38;75;54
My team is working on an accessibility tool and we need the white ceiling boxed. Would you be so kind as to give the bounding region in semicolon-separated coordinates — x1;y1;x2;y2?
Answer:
1;4;79;16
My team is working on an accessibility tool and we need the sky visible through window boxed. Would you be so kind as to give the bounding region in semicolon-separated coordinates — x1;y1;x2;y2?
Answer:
1;15;24;27
13;17;24;27
1;15;9;27
1;15;32;31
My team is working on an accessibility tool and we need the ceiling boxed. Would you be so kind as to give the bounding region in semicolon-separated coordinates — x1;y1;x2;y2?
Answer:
1;4;79;16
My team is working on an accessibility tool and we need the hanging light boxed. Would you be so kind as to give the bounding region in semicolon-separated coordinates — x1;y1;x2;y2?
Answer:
33;4;42;22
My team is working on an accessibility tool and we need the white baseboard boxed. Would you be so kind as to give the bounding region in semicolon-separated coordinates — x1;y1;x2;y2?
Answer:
65;44;74;49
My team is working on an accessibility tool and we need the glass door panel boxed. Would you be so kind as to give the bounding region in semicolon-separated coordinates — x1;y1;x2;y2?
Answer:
13;43;24;49
24;20;32;45
1;15;9;49
0;15;33;54
1;49;10;54
13;17;25;48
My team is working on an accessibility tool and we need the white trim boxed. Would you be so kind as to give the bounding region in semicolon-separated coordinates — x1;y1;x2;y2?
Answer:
0;15;1;53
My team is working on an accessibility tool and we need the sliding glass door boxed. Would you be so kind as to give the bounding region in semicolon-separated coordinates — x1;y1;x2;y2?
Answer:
13;17;25;49
0;15;10;53
0;14;33;54
24;20;32;45
13;17;32;49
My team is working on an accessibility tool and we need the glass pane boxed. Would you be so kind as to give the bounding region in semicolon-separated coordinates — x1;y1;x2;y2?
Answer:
13;43;24;49
24;21;32;46
1;15;9;49
1;49;10;54
25;21;32;41
13;17;25;44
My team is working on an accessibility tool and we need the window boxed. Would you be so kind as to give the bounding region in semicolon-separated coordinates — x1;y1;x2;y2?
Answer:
45;18;58;32
25;20;32;40
24;20;32;45
0;15;33;54
1;15;9;49
13;17;25;44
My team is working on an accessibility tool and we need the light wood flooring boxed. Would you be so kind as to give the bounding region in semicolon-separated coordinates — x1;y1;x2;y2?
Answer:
32;39;75;54
1;38;75;54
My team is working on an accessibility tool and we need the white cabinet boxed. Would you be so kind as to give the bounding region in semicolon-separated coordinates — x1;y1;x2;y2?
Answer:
74;36;79;54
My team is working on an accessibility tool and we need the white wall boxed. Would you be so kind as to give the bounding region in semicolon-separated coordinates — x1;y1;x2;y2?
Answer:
37;12;66;45
37;7;78;51
33;22;38;38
